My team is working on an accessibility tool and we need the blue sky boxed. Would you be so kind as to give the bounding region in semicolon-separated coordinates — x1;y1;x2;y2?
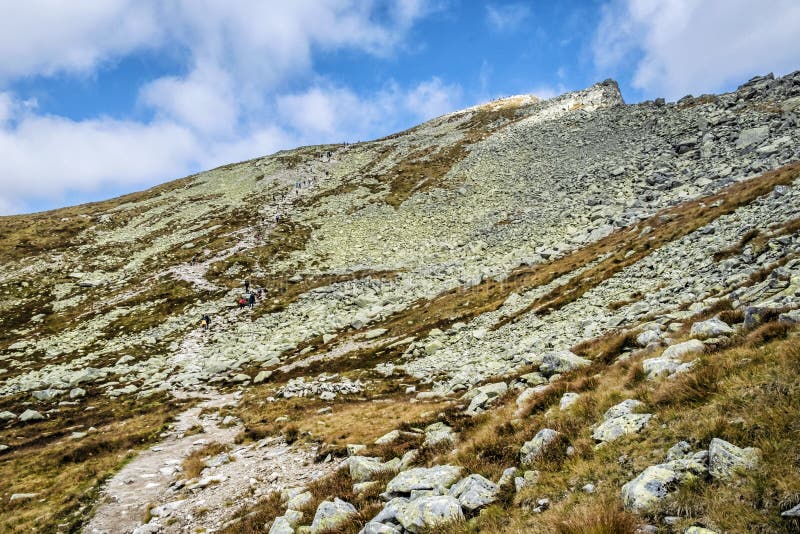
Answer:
1;0;799;215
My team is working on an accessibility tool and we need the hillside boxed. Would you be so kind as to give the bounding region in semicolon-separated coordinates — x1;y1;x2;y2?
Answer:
1;72;800;533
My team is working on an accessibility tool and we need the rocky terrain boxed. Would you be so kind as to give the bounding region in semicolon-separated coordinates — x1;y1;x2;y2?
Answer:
1;72;800;533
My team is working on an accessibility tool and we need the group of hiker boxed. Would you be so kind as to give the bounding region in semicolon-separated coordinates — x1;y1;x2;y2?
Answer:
237;279;264;309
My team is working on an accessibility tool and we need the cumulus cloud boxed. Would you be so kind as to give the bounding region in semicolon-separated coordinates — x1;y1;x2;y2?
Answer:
486;3;531;32
593;0;800;99
277;78;462;142
0;1;161;80
0;1;446;214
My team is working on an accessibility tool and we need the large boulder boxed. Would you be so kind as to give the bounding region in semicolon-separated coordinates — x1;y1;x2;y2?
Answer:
708;438;760;480
448;474;499;511
593;413;652;442
464;382;507;415
690;318;734;338
385;466;463;495
520;429;563;467
395;495;464;533
539;351;591;377
310;498;357;533
621;459;708;513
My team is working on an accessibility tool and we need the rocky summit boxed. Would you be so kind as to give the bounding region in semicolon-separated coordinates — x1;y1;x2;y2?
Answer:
2;72;800;533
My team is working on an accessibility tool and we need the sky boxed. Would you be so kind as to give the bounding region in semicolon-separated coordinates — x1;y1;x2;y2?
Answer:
1;0;799;215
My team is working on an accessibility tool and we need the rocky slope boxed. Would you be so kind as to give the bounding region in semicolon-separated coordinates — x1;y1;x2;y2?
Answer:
1;72;800;533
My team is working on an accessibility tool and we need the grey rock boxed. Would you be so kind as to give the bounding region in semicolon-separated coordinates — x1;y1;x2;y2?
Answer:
736;126;769;149
360;522;400;534
448;474;499;511
385;465;463;495
593;413;652;442
708;438;760;479
18;409;44;423
268;516;294;534
662;339;705;359
690;318;734;338
395;495;464;533
423;422;456;448
310;498;357;533
621;459;708;512
539;351;591;377
520;429;563;467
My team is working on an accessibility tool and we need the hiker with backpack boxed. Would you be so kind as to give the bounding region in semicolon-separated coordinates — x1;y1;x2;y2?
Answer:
201;314;211;330
248;292;256;308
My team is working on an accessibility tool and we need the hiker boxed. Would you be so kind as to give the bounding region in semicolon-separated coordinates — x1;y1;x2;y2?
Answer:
238;297;246;309
190;254;197;265
248;292;256;308
244;279;250;292
201;314;211;330
257;287;263;299
274;212;280;223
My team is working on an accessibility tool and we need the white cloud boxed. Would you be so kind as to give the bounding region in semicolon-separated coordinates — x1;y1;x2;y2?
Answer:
404;77;462;119
486;3;531;32
594;0;800;99
276;78;462;142
0;1;445;214
0;1;161;80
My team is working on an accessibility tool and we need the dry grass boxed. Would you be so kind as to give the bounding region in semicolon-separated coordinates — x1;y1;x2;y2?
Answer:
182;442;229;480
0;393;185;532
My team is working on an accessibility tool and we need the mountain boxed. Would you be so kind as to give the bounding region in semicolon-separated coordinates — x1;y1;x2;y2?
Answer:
1;72;800;533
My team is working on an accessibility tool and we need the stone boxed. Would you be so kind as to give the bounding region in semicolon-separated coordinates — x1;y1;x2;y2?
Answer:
559;392;580;411
520;429;563;467
538;351;590;377
708;438;760;479
375;430;401;445
18;409;44;423
684;527;718;534
348;456;388;483
310;498;357;533
0;411;16;421
666;441;693;461
385;465;463;495
254;370;273;384
690;318;734;338
448;474;499;511
621;459;708;512
364;328;388;339
781;502;800;517
636;329;662;347
287;491;313;510
735;126;769;149
661;339;705;359
395;495;464;533
519;372;547;386
269;516;295;534
361;522;401;534
32;389;63;401
9;493;39;502
423;422;456;448
346;444;367;456
603;399;645;420
371;497;408;523
69;387;86;399
593;413;652;442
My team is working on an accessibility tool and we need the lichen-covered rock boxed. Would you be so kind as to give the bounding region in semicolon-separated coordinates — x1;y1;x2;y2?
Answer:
448;474;499;511
269;516;295;534
621;459;708;512
360;522;401;534
690;318;734;338
348;456;387;483
310;498;357;533
395;495;464;533
708;438;760;479
520;429;563;466
593;413;652;442
603;399;644;420
539;351;590;377
684;527;718;534
286;491;313;510
385;465;463;495
371;497;408;524
422;422;456;448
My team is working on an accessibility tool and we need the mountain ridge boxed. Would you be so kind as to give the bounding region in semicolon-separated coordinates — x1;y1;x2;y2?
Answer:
0;71;799;533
